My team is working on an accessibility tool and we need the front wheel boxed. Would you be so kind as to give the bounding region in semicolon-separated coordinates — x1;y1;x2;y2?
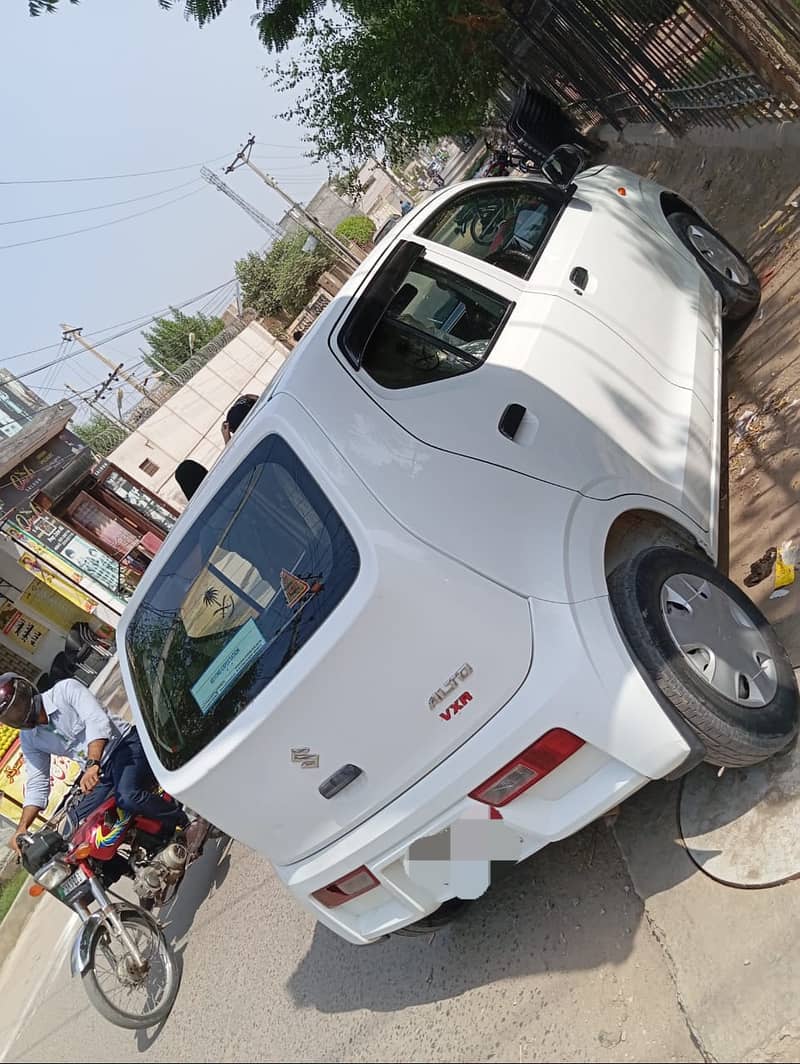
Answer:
667;211;760;321
82;911;180;1029
609;547;799;767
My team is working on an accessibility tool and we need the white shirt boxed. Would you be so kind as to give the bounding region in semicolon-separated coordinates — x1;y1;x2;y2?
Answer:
20;679;132;809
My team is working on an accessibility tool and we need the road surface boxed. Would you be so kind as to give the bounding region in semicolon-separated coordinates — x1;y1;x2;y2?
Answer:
1;825;698;1063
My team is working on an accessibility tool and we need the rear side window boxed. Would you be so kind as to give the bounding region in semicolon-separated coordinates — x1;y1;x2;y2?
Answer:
125;436;359;770
417;183;559;279
341;242;512;390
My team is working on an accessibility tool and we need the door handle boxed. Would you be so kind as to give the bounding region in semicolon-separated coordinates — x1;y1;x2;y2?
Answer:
499;403;526;440
570;266;589;292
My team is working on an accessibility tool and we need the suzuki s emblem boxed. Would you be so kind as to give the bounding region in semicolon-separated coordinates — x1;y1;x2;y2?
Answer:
428;663;473;711
291;747;320;770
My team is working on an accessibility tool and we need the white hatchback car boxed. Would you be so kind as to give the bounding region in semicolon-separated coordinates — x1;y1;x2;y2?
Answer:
119;151;799;944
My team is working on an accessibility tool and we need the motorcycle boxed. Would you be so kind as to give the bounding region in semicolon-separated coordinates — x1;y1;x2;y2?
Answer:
19;778;212;1029
482;140;539;178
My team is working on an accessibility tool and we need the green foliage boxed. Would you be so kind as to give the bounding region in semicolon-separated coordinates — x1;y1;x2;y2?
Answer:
73;414;127;457
274;2;508;162
329;166;366;203
142;308;225;372
334;214;376;247
235;231;331;319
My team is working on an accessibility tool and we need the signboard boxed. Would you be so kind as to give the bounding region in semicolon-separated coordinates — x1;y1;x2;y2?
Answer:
0;371;45;441
0;743;80;828
0;600;48;652
0;429;88;525
9;515;124;601
15;549;101;616
19;578;91;631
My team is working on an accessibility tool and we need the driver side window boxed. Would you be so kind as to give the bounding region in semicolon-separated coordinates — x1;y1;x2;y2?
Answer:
417;184;559;279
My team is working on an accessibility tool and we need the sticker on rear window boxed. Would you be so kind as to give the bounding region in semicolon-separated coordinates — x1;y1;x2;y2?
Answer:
280;568;310;608
190;618;267;715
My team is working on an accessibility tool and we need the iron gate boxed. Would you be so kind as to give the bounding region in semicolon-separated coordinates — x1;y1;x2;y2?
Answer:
501;0;798;131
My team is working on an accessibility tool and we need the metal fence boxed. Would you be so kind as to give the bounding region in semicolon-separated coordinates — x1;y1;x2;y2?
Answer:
501;0;799;132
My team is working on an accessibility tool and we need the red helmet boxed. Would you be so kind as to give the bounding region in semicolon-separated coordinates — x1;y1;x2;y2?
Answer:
0;674;39;729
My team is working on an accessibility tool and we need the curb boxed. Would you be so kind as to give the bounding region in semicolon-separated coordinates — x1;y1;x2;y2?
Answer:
0;881;40;963
601;119;800;154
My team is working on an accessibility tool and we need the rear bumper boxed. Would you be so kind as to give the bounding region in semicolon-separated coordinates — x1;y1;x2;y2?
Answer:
276;593;694;944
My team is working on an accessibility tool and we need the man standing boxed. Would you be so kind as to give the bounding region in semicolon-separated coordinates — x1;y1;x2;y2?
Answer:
0;674;205;855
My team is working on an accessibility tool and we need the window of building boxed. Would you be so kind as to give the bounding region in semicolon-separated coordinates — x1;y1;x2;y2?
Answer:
139;459;159;477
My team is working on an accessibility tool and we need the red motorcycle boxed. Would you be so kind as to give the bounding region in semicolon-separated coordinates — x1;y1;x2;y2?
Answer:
19;779;213;1029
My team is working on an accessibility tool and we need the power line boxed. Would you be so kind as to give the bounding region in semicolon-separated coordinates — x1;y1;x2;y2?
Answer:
0;186;207;250
0;152;232;186
0;177;203;226
2;278;238;383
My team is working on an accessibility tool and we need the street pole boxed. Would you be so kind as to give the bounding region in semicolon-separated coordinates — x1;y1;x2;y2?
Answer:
224;136;361;268
65;384;129;433
61;325;157;402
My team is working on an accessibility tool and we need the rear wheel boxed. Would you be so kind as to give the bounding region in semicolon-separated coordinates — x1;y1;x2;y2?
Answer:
609;547;799;767
667;211;760;321
394;898;472;937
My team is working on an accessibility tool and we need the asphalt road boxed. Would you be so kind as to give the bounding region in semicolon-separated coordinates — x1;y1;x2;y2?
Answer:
4;825;697;1064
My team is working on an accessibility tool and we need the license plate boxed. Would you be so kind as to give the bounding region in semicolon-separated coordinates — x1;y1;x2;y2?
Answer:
57;867;88;898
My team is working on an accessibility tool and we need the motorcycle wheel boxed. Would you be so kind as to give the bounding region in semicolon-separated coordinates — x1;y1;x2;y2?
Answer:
469;213;501;246
82;912;180;1029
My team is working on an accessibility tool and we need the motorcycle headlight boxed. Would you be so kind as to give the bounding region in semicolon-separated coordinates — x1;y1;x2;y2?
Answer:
35;859;70;891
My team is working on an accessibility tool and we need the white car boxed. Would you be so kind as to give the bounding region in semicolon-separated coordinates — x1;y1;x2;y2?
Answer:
118;150;799;944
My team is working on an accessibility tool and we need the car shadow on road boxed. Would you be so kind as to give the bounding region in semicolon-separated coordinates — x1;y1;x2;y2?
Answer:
133;836;232;1051
287;762;781;1016
286;796;698;1015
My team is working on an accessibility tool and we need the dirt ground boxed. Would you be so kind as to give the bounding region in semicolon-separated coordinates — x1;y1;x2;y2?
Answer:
607;124;800;664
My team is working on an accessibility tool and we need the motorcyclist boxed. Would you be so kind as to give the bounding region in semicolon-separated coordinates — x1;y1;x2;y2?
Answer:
0;674;207;855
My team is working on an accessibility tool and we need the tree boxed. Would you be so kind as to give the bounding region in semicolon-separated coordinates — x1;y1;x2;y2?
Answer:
73;414;127;457
329;166;366;204
235;231;331;320
334;215;376;247
141;308;225;372
274;3;508;162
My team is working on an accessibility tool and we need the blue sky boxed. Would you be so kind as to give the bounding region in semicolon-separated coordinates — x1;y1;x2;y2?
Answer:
0;0;329;417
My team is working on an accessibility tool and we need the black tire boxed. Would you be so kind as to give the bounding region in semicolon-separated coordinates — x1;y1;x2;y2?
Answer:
82;912;180;1029
394;898;472;936
608;547;799;767
667;211;760;321
469;213;501;246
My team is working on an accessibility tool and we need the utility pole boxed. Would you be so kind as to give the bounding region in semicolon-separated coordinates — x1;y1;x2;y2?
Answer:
223;135;360;267
65;383;129;433
61;325;156;402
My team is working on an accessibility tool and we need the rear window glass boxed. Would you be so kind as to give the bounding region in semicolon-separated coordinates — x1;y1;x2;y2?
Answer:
125;436;359;770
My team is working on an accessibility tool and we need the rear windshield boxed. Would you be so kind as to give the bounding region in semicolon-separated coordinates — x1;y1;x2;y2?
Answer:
125;435;359;770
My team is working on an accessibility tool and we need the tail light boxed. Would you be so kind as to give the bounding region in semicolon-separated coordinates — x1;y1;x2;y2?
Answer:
470;728;584;807
312;865;380;909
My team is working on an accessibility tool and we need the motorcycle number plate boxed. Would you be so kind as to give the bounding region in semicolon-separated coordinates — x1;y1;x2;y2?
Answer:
57;867;88;898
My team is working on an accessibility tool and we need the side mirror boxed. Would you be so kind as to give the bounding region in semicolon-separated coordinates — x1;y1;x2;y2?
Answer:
542;144;587;189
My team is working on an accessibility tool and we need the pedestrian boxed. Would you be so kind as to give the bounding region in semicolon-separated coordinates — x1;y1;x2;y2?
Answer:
221;393;259;444
175;458;208;502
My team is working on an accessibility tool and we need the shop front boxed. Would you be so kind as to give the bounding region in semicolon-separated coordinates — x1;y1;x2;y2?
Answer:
0;403;178;690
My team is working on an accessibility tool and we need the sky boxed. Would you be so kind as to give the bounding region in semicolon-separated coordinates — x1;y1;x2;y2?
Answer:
0;0;330;420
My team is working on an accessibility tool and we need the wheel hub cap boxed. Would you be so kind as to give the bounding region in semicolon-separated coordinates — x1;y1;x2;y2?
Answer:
660;573;777;706
687;224;750;286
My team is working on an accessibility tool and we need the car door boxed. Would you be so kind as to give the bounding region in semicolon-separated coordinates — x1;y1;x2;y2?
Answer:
331;183;714;530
